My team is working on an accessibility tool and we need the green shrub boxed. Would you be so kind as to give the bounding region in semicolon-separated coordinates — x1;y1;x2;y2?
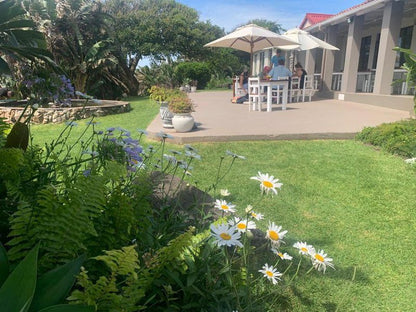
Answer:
356;119;416;157
174;62;211;89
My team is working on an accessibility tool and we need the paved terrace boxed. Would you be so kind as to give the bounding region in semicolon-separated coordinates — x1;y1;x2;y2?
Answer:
146;90;412;144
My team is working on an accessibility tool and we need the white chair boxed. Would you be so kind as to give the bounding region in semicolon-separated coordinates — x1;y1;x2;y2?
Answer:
289;76;301;103
271;76;289;105
248;77;265;111
300;75;316;102
234;75;246;97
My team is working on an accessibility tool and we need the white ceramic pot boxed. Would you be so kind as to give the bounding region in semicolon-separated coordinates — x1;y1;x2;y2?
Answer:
172;113;194;132
159;101;174;128
190;86;197;93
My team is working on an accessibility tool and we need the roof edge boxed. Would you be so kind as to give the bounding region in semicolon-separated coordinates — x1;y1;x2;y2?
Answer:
305;0;385;32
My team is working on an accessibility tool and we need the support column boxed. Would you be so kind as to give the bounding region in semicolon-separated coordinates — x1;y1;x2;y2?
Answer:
410;25;416;53
321;25;338;93
373;0;404;95
341;15;364;93
305;49;316;75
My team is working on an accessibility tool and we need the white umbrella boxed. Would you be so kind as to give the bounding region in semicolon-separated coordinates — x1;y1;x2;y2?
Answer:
204;24;298;75
277;28;339;71
278;28;339;51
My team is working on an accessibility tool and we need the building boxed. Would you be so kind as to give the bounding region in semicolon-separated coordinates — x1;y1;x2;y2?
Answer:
253;0;416;113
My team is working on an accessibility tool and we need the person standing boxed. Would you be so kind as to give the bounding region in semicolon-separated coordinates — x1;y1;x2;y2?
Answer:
270;49;285;68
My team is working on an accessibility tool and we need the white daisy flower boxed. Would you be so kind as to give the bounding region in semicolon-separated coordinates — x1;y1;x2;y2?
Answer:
220;189;230;197
311;249;335;273
293;241;315;256
258;263;282;285
210;223;243;247
228;217;256;233
250;211;264;220
214;199;236;213
250;172;283;195
266;222;287;246
271;248;293;260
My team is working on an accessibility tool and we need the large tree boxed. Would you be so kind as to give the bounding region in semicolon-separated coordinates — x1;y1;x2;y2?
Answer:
104;0;225;73
24;0;138;96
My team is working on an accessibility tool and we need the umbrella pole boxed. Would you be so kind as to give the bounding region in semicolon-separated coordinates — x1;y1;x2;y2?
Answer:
250;43;253;76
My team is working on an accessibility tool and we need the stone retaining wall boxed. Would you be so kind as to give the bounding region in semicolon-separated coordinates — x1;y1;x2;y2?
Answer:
0;100;131;124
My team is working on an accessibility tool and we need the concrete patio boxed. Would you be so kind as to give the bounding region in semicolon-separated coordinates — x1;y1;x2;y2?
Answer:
146;90;413;144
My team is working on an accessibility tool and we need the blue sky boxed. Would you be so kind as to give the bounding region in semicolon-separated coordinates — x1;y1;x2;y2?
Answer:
176;0;365;31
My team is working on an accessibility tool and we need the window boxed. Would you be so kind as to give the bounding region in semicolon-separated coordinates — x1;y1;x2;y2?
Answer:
358;36;371;71
372;33;380;69
395;26;413;68
260;51;265;74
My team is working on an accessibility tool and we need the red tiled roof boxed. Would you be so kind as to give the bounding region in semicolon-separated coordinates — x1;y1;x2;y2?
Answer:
299;13;334;29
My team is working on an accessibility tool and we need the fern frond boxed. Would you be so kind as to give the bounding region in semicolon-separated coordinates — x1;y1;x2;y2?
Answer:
93;245;140;279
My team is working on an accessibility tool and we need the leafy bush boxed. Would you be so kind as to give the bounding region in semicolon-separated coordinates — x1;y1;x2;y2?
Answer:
174;62;211;89
206;74;233;89
356;119;416;158
0;242;91;312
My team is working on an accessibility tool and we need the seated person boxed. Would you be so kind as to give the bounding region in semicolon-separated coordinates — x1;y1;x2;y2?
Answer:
268;59;292;81
0;87;13;99
239;66;249;94
260;65;271;79
294;63;307;88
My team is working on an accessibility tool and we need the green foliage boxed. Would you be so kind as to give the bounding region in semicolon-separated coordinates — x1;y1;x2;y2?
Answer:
356;119;416;158
0;243;39;311
0;0;54;75
0;242;91;312
5;122;29;150
30;255;86;311
0;242;9;287
168;94;194;114
68;245;143;312
175;62;212;89
393;47;416;113
0;118;10;147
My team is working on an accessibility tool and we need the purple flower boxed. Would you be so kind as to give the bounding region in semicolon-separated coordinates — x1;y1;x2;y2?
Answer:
83;169;91;177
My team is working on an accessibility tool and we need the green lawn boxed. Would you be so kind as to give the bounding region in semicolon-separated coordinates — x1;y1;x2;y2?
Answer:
30;96;416;311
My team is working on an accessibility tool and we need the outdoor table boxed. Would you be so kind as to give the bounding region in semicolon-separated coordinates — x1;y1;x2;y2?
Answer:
259;79;289;112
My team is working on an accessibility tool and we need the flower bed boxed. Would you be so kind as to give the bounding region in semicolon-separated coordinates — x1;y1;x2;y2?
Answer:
0;100;131;124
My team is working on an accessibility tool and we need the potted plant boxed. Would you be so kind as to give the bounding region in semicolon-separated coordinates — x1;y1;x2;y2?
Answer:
190;80;198;93
149;85;174;128
168;93;195;132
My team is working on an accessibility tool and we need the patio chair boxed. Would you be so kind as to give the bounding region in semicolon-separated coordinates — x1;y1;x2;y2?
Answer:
289;76;301;103
248;77;265;111
234;75;246;97
271;76;289;105
300;75;316;102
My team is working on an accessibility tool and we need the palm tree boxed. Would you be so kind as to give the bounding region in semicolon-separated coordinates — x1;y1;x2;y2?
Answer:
42;0;123;94
0;0;54;75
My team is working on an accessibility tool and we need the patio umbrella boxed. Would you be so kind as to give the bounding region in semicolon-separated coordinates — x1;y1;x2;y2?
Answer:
279;28;339;51
204;24;298;75
276;28;339;71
